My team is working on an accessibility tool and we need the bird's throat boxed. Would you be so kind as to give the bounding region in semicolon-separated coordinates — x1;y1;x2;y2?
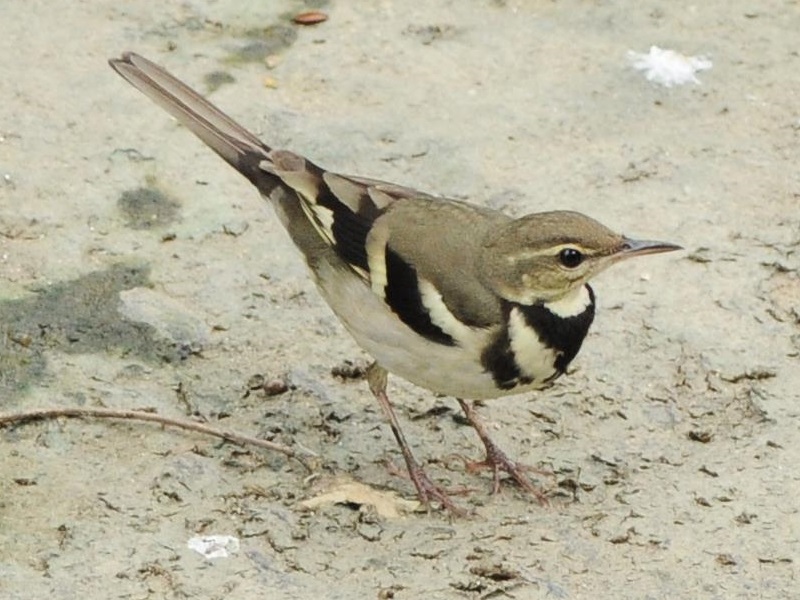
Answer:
543;285;594;318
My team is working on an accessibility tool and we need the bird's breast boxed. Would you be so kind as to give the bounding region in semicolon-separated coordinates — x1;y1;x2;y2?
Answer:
481;285;596;392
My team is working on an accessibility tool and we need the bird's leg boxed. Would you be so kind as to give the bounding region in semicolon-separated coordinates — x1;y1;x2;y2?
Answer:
367;363;466;515
456;399;549;504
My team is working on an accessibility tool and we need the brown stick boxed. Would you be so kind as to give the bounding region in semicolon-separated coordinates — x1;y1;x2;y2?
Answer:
0;407;316;472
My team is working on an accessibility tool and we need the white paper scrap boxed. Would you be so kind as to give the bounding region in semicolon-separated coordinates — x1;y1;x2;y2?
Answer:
187;535;240;559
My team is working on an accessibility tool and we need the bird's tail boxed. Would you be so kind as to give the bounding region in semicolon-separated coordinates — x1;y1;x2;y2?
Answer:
108;52;271;185
109;52;409;279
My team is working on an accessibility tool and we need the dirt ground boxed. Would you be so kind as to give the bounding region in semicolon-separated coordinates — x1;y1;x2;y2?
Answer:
1;1;798;598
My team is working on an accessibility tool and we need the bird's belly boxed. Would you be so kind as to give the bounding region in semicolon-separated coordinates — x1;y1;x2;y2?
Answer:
363;336;552;400
313;260;555;400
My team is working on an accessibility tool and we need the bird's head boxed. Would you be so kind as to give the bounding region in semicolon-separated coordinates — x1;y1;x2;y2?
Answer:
478;210;681;304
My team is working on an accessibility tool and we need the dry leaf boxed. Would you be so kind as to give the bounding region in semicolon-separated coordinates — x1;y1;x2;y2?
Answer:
299;476;419;518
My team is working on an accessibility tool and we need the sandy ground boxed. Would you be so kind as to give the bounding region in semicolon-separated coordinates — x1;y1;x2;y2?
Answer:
1;1;799;598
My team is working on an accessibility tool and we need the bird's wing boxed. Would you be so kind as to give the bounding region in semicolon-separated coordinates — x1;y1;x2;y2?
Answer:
269;160;510;344
271;156;510;345
364;198;510;345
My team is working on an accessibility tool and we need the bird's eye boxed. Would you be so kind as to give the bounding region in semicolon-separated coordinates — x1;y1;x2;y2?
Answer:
559;248;584;268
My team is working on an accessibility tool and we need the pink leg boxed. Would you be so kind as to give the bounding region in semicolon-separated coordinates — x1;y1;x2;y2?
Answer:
367;364;467;515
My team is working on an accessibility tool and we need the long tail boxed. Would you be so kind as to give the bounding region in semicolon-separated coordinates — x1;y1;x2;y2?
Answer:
109;52;406;283
108;52;271;186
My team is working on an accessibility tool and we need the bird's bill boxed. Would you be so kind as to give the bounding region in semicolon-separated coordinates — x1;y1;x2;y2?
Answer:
617;237;683;259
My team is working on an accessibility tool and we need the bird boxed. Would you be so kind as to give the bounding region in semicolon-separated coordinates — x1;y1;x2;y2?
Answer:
109;52;681;514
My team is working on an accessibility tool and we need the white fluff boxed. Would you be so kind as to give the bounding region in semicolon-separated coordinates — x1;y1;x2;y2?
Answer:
187;535;240;559
628;46;712;87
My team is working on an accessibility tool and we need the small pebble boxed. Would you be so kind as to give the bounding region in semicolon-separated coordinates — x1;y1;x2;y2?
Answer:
293;11;328;25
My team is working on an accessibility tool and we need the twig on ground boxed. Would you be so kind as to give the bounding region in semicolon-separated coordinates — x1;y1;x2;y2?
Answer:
0;406;316;472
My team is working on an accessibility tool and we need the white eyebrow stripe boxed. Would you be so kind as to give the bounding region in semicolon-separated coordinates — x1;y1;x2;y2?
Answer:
505;243;589;262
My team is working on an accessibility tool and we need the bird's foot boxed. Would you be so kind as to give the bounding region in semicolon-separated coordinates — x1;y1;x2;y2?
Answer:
409;464;470;516
385;459;471;516
449;444;551;505
455;399;551;504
